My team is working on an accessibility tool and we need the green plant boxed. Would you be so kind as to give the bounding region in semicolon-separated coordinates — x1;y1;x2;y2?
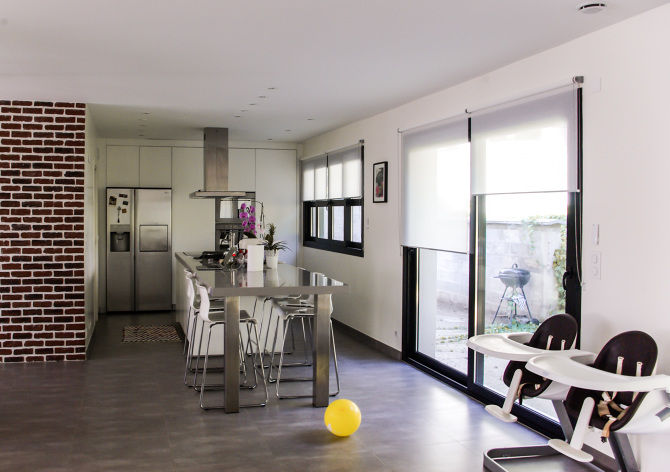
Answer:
263;223;289;252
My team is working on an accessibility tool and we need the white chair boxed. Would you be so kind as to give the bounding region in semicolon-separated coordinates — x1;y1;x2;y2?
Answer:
182;270;225;387
267;295;340;399
527;331;670;471
196;282;268;409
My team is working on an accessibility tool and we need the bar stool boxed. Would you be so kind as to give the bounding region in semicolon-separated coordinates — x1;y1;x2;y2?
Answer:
268;296;340;399
182;270;225;387
196;282;268;409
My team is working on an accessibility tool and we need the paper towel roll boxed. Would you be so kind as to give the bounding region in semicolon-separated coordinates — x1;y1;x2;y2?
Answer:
247;244;264;272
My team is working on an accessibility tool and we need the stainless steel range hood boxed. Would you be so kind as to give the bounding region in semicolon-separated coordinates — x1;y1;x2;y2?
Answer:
190;127;255;199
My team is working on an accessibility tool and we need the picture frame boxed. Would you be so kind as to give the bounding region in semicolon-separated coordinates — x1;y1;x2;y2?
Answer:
373;161;388;203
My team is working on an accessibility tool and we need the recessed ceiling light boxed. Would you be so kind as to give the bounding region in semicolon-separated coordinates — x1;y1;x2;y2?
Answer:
307;118;314;121
138;117;148;121
267;87;276;90
139;134;145;137
267;138;273;141
234;115;241;118
284;129;291;132
143;112;150;115
249;103;257;106
258;95;267;99
577;2;607;14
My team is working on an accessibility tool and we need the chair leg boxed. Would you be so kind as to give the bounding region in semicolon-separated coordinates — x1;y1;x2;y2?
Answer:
192;319;206;390
275;315;293;398
183;314;200;386
183;306;192;357
199;324;214;409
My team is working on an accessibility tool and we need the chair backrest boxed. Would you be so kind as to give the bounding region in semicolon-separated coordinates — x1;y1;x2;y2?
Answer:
184;270;197;310
526;313;579;351
564;330;658;432
195;282;212;322
502;314;578;396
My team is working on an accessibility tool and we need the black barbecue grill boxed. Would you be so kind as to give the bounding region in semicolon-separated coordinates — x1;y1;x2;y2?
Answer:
492;263;538;324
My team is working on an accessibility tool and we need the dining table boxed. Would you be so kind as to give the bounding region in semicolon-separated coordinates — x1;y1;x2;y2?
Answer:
176;252;349;413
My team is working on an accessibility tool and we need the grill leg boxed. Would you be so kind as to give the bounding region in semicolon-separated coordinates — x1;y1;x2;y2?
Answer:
492;286;508;324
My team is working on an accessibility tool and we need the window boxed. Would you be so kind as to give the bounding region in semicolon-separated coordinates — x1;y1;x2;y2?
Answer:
302;143;364;256
401;86;582;437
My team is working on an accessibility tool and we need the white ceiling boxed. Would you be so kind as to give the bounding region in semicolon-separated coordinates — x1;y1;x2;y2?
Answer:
0;0;667;142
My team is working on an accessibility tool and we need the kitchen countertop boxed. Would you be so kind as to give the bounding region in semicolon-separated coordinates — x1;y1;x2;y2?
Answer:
175;252;349;297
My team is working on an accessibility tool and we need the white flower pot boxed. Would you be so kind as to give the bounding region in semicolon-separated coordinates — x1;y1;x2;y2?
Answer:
265;250;279;269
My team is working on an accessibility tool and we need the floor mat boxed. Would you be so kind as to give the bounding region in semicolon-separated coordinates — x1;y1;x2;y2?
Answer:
122;324;182;343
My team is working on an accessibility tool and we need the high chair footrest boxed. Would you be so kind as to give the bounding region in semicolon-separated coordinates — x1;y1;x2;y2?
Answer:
485;404;518;423
548;439;594;463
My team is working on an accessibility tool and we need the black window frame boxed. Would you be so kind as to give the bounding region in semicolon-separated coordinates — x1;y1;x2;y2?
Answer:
303;197;363;257
301;142;364;257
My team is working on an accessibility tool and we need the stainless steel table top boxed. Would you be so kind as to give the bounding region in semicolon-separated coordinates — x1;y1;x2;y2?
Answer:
176;252;349;297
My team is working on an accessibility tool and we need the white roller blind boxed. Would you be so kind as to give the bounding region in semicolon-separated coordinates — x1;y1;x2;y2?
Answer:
313;155;328;200
342;147;362;198
471;88;578;195
301;160;315;201
327;153;343;199
401;119;470;253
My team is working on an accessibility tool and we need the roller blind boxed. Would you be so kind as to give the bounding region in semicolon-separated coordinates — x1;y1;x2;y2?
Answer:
302;144;362;202
302;155;327;201
470;88;578;195
401;119;470;253
302;159;315;201
328;145;362;199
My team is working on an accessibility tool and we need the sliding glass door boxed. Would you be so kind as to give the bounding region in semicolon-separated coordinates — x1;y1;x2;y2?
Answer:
402;86;582;435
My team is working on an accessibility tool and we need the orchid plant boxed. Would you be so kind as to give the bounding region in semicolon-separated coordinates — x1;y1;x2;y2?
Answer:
239;202;258;236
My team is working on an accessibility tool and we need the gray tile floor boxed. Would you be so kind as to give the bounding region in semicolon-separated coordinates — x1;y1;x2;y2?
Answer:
0;311;571;472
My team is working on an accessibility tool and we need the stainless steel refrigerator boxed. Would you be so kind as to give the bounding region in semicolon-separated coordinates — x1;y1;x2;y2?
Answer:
106;188;172;312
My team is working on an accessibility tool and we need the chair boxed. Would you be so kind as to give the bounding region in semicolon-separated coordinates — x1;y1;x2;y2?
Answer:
534;331;666;469
182;270;225;387
267;295;340;399
490;313;579;422
196;281;268;409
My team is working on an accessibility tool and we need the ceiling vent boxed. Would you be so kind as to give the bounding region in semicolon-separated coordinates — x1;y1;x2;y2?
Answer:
577;2;607;14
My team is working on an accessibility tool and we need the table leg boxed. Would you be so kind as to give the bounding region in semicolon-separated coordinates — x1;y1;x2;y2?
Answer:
313;293;331;407
224;296;240;413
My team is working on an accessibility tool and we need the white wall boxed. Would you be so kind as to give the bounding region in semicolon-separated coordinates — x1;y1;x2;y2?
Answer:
96;138;300;312
300;5;670;468
84;108;99;347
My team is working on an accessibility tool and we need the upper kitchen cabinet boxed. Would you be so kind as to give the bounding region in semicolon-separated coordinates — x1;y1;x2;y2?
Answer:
107;145;139;187
255;149;297;264
139;146;172;187
228;148;256;192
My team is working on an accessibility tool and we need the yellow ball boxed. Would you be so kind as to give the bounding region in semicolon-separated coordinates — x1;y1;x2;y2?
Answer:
324;399;361;437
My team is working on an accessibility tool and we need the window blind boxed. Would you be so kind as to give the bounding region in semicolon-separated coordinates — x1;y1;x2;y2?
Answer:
401;119;470;253
470;88;578;195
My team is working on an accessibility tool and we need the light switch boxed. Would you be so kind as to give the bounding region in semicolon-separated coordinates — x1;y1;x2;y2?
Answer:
592;224;600;246
365;217;370;230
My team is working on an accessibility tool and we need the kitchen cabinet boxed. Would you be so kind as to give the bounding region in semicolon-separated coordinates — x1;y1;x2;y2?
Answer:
228;148;256;192
140;146;172;187
255;149;297;264
107;145;139;187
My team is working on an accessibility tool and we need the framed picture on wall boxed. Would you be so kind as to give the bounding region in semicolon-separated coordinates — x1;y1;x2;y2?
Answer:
373;161;388;203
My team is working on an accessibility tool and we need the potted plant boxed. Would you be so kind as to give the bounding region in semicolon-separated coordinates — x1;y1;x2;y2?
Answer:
263;223;288;269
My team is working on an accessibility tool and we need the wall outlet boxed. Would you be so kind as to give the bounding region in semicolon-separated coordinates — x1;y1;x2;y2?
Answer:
591;252;601;280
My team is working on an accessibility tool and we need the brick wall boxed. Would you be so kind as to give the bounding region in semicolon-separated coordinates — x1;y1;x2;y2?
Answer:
0;100;86;362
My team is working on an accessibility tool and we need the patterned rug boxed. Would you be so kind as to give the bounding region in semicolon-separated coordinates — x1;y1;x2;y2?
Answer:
122;324;182;343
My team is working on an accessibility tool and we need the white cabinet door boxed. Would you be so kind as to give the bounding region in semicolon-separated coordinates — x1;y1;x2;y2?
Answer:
255;149;297;264
140;146;172;187
107;145;139;187
228;148;256;192
171;147;214;303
